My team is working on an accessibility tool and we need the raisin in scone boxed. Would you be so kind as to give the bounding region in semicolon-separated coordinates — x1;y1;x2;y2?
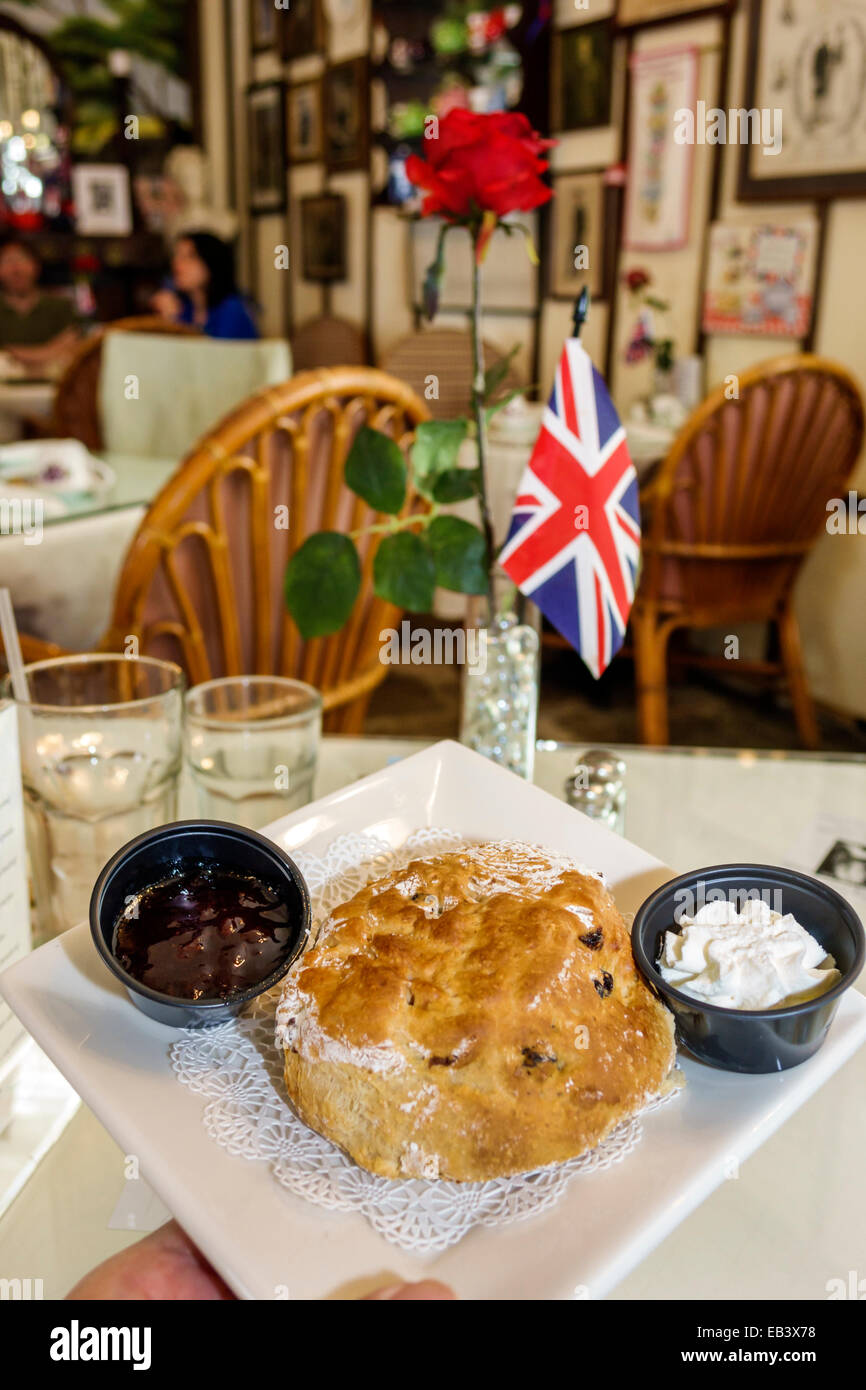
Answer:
276;842;678;1181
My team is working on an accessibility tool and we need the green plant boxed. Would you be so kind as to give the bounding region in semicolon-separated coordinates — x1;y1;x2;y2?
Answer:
17;0;189;154
284;108;553;641
283;389;513;640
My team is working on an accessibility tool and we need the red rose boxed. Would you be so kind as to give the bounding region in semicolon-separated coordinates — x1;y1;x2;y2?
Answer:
406;109;554;224
625;268;651;293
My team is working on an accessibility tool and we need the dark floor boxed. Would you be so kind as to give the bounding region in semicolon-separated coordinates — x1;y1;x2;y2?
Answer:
366;631;866;752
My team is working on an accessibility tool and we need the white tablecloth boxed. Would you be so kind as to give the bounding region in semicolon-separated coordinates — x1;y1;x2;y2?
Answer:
0;454;177;650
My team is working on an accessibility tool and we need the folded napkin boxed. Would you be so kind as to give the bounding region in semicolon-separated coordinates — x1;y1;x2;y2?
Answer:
0;438;108;493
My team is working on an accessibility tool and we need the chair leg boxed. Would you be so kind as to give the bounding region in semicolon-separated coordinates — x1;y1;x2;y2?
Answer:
777;604;820;749
633;610;672;746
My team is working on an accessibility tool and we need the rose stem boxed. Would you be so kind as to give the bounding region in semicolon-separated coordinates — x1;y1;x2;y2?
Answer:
470;231;498;607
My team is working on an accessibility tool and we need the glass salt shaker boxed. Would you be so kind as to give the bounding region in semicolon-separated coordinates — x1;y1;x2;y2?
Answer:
565;748;626;835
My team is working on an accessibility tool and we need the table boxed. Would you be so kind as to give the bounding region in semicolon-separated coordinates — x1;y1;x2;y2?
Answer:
1;737;864;1300
625;419;675;477
0;452;177;650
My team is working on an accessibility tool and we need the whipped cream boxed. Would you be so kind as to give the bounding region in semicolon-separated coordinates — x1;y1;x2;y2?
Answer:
658;897;840;1010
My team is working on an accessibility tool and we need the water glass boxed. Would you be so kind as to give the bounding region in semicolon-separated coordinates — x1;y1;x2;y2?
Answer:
3;654;184;943
184;677;322;829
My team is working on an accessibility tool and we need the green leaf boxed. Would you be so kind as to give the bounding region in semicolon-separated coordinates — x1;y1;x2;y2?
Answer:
284;532;361;639
373;531;436;611
483;344;520;403
431;467;481;503
345;426;407;515
411;419;469;498
427;516;488;594
485;386;530;422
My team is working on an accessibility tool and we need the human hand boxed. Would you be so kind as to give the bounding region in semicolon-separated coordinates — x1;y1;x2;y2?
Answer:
6;344;44;365
67;1220;455;1300
67;1220;235;1300
150;288;182;321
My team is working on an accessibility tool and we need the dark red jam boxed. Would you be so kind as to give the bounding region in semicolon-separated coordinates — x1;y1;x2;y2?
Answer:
113;864;291;1001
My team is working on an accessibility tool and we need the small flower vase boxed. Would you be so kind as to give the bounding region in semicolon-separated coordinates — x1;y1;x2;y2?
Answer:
459;571;540;781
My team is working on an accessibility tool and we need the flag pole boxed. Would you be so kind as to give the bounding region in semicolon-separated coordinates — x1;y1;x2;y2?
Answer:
572;287;591;340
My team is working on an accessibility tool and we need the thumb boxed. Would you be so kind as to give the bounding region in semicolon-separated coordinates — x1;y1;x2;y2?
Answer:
363;1280;456;1301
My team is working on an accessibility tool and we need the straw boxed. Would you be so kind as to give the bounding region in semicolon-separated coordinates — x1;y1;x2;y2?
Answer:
0;588;29;703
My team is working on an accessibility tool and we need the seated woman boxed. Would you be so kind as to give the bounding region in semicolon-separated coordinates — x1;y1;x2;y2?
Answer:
151;232;259;340
0;235;79;370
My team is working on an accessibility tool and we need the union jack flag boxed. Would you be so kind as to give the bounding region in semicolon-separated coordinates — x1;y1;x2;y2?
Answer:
499;338;640;679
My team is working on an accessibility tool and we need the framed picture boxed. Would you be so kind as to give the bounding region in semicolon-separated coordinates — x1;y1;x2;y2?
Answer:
250;0;278;53
739;0;866;200
623;46;697;251
71;164;132;236
323;58;369;171
247;83;286;214
281;0;326;61
616;0;728;27
287;81;322;164
701;221;818;338
551;22;614;132
300;193;347;282
547;171;606;300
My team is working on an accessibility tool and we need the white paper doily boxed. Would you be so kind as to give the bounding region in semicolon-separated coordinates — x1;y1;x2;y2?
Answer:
171;830;680;1255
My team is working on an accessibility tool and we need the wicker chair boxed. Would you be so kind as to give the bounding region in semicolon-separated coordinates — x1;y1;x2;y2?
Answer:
290;315;368;371
102;367;430;732
633;354;865;747
33;316;200;451
0;632;64;678
379;328;523;421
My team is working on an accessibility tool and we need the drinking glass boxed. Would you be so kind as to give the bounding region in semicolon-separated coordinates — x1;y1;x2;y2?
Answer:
184;677;322;829
3;654;184;943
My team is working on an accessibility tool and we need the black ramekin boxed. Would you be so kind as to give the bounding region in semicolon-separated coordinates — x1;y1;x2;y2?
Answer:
89;820;311;1028
631;863;865;1073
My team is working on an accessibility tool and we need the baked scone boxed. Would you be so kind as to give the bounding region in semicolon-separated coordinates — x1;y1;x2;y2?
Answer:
276;842;678;1181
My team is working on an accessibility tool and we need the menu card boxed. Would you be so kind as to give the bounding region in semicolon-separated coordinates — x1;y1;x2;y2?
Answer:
0;701;30;1080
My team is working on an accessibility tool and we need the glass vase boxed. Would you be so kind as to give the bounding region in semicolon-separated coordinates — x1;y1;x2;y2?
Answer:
459;572;540;781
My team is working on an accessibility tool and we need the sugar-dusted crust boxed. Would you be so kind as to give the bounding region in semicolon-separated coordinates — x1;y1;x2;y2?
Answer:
277;842;678;1181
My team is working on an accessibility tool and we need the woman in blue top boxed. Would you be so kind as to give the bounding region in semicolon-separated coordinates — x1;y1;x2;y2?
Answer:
151;232;259;339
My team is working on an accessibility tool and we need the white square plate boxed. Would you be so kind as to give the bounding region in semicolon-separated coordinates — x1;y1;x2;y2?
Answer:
3;741;866;1300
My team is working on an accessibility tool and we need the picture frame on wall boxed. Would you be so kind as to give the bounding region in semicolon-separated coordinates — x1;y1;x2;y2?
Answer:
616;0;728;28
623;46;697;251
551;21;614;131
281;0;326;60
701;220;818;338
287;81;322;164
71;164;132;236
300;193;347;282
323;58;369;172
250;0;278;53
547;171;606;301
739;0;866;200
247;82;286;215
